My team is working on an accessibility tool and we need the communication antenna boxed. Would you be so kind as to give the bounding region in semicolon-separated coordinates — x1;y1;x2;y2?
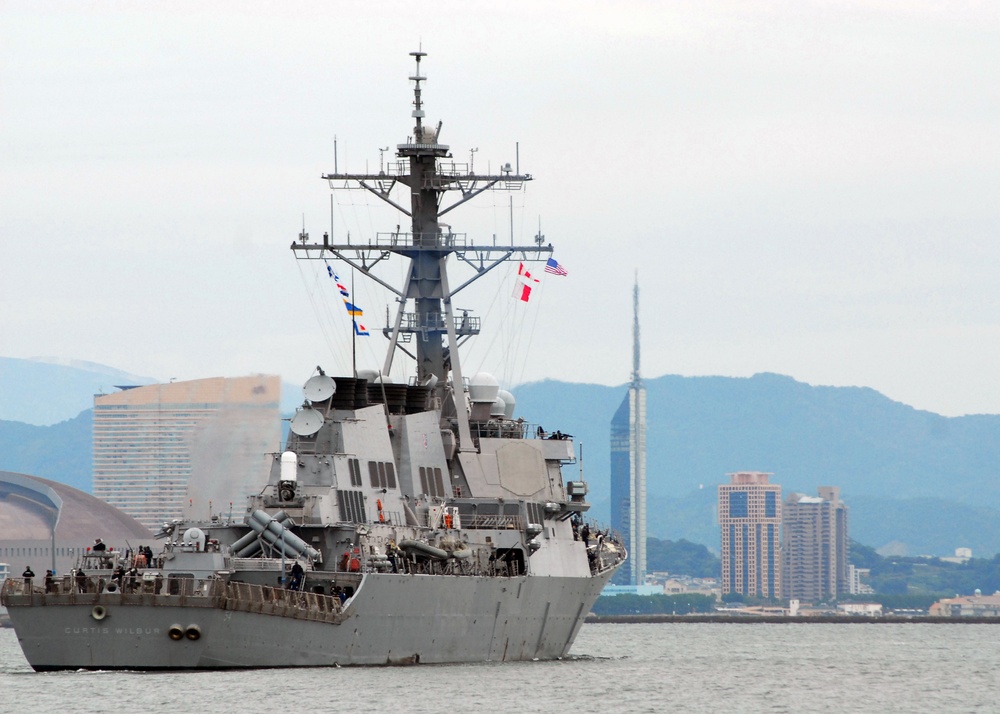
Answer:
289;407;324;436
303;371;336;402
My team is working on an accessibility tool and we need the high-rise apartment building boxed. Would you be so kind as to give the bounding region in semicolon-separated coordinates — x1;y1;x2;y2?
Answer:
718;471;781;598
610;277;647;585
93;375;280;530
781;486;849;602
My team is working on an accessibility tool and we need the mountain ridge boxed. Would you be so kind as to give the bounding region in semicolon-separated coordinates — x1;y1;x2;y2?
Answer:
3;358;999;557
513;372;1000;556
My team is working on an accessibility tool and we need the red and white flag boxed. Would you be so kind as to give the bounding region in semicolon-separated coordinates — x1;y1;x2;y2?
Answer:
513;262;540;302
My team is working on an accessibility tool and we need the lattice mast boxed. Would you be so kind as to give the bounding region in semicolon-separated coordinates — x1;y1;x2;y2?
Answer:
291;52;552;449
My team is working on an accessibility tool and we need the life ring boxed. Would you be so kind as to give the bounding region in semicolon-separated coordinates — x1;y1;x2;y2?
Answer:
91;605;107;621
376;499;385;523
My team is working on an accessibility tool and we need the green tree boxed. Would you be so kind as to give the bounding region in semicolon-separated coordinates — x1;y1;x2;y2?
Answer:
848;539;881;569
592;593;715;616
645;537;720;578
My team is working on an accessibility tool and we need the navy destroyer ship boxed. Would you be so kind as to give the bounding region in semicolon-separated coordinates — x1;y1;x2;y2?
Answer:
1;52;625;670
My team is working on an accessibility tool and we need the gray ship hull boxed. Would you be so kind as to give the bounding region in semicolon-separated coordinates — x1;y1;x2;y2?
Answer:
7;570;614;670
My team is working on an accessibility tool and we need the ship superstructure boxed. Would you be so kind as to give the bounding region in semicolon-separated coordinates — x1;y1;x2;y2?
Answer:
1;52;625;670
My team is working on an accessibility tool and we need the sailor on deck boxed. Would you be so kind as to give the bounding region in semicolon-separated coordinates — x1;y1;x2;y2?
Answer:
289;562;304;591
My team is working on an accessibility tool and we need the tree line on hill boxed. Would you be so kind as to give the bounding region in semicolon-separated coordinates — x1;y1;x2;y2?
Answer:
645;537;719;578
610;537;1000;613
850;541;1000;599
515;373;1000;557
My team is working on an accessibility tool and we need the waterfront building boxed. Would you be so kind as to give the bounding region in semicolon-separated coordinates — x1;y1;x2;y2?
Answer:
838;602;882;617
718;471;781;598
781;486;849;602
929;591;1000;617
610;276;647;585
92;375;280;530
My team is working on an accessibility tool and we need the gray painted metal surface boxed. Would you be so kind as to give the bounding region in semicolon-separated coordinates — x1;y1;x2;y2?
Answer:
4;569;614;668
1;51;626;670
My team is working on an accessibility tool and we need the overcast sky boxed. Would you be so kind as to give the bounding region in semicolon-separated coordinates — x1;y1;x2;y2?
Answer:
2;2;998;416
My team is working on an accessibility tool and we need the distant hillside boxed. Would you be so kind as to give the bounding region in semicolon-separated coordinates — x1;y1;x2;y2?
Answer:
0;410;92;493
0;356;304;426
513;373;1000;557
0;357;155;425
0;354;300;494
4;363;1000;557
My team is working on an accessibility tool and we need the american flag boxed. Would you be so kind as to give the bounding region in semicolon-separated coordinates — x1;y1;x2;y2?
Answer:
544;257;568;276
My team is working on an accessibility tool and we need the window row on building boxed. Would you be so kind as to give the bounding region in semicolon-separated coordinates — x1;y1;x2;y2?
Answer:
719;473;849;603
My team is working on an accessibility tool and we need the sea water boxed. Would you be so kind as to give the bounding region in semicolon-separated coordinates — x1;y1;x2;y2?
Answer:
2;623;998;713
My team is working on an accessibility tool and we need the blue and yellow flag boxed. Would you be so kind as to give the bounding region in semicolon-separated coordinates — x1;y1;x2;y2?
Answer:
325;261;369;336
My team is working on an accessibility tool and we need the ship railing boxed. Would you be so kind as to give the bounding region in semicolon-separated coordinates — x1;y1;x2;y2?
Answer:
1;575;345;623
0;573;172;599
225;581;343;618
469;421;528;441
370;231;469;249
533;427;572;441
231;557;285;571
459;514;525;530
581;522;628;576
375;159;526;185
77;552;120;570
0;577;31;599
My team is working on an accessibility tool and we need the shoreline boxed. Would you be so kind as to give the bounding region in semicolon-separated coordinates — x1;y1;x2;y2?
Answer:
586;614;1000;624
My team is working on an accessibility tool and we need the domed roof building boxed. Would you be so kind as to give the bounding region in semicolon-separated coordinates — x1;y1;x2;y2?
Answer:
0;470;153;579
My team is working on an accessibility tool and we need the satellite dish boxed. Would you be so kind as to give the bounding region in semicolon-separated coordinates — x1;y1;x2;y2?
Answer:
290;407;324;436
303;374;336;402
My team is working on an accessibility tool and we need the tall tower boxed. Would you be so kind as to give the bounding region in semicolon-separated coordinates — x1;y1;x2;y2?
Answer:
718;471;782;599
610;275;647;585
